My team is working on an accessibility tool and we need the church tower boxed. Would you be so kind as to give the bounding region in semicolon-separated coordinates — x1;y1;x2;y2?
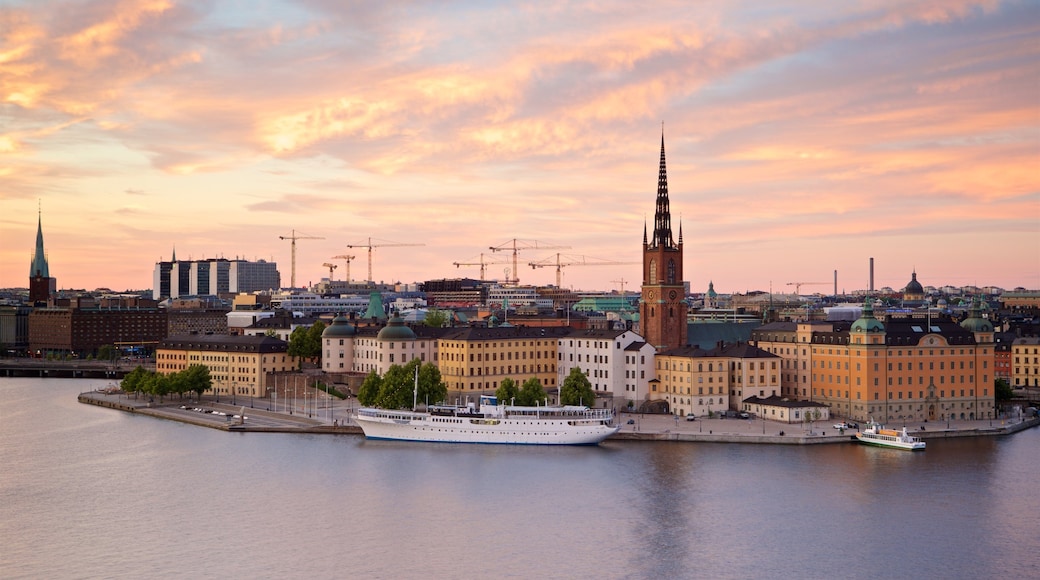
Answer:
639;132;687;351
28;208;55;305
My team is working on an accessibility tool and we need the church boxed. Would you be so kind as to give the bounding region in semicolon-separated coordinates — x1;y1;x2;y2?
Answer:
639;133;688;351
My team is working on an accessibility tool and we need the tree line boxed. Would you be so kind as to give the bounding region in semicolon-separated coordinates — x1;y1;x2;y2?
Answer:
120;365;212;402
357;359;448;409
357;363;598;410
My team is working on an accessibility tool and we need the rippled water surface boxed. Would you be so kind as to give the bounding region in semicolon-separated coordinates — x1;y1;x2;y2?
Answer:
1;379;1035;579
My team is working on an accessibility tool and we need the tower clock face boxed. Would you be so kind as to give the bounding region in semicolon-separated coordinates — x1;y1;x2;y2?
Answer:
669;290;677;300
647;290;655;299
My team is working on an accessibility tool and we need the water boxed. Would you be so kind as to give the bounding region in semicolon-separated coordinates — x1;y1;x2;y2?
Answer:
1;379;1036;580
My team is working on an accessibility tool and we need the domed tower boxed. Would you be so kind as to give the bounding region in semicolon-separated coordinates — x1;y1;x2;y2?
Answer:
639;131;688;351
322;314;356;373
851;297;886;342
960;296;994;343
376;312;418;368
903;270;925;302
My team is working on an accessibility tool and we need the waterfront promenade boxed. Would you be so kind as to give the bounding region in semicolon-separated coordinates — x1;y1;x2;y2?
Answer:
77;387;1039;444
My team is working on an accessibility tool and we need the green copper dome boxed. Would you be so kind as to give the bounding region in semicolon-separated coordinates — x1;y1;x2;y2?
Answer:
321;314;356;338
960;297;993;333
851;298;885;332
377;313;416;340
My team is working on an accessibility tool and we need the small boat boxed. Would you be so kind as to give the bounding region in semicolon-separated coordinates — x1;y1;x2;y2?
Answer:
855;422;925;451
356;395;619;445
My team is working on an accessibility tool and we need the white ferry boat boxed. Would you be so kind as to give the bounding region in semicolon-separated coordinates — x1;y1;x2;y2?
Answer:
355;395;620;445
855;422;926;451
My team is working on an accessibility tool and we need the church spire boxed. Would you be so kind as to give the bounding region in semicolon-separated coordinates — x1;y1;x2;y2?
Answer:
30;206;49;278
651;130;675;249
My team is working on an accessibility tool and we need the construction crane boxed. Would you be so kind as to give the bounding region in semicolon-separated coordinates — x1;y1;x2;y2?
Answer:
321;262;337;280
529;253;639;288
489;239;571;286
279;229;325;289
787;281;828;295
611;278;630;295
330;255;355;282
346;237;424;283
453;253;509;281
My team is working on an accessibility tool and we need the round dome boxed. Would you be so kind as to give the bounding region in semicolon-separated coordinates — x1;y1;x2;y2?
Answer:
851;299;885;332
904;271;924;295
851;317;885;332
377;314;416;340
322;314;356;338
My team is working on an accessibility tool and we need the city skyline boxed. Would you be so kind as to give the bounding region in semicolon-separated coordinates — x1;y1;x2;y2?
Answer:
2;1;1038;293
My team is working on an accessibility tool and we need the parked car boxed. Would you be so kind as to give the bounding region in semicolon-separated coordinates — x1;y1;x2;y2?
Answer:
626;419;635;425
739;412;750;419
685;413;696;421
833;422;848;430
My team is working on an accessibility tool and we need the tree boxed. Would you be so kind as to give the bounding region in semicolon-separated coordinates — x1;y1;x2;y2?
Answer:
288;322;325;367
306;321;326;363
376;363;416;409
416;361;447;407
495;378;520;404
97;344;117;361
183;364;212;400
357;370;382;407
560;367;595;407
423;307;449;328
121;366;149;399
287;326;308;362
995;378;1013;402
517;377;547;406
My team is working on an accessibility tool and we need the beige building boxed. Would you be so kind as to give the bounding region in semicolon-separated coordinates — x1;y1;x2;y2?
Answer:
1011;336;1040;388
437;326;571;395
351;314;441;376
156;334;297;398
654;342;781;417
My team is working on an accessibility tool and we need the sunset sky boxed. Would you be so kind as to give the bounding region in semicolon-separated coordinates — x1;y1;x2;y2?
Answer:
2;0;1038;295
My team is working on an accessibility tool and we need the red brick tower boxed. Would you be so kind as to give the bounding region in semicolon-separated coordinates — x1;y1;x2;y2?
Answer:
639;133;687;351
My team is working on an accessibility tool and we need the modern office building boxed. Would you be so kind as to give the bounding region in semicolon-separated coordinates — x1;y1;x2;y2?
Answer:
152;256;280;299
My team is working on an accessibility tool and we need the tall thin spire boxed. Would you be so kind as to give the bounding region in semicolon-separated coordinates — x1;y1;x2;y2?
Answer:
30;205;49;278
651;130;675;249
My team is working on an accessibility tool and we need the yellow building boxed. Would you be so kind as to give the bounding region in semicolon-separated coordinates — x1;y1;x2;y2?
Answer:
1011;336;1040;388
437;327;571;394
654;342;780;417
807;300;995;423
156;334;298;398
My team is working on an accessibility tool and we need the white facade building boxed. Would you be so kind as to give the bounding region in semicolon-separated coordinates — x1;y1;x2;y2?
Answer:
556;328;656;408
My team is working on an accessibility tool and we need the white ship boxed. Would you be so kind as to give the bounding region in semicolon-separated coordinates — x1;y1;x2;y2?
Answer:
355;395;620;445
855;422;926;451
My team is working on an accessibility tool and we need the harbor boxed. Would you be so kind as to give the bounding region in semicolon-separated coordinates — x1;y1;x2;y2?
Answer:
77;388;1039;444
